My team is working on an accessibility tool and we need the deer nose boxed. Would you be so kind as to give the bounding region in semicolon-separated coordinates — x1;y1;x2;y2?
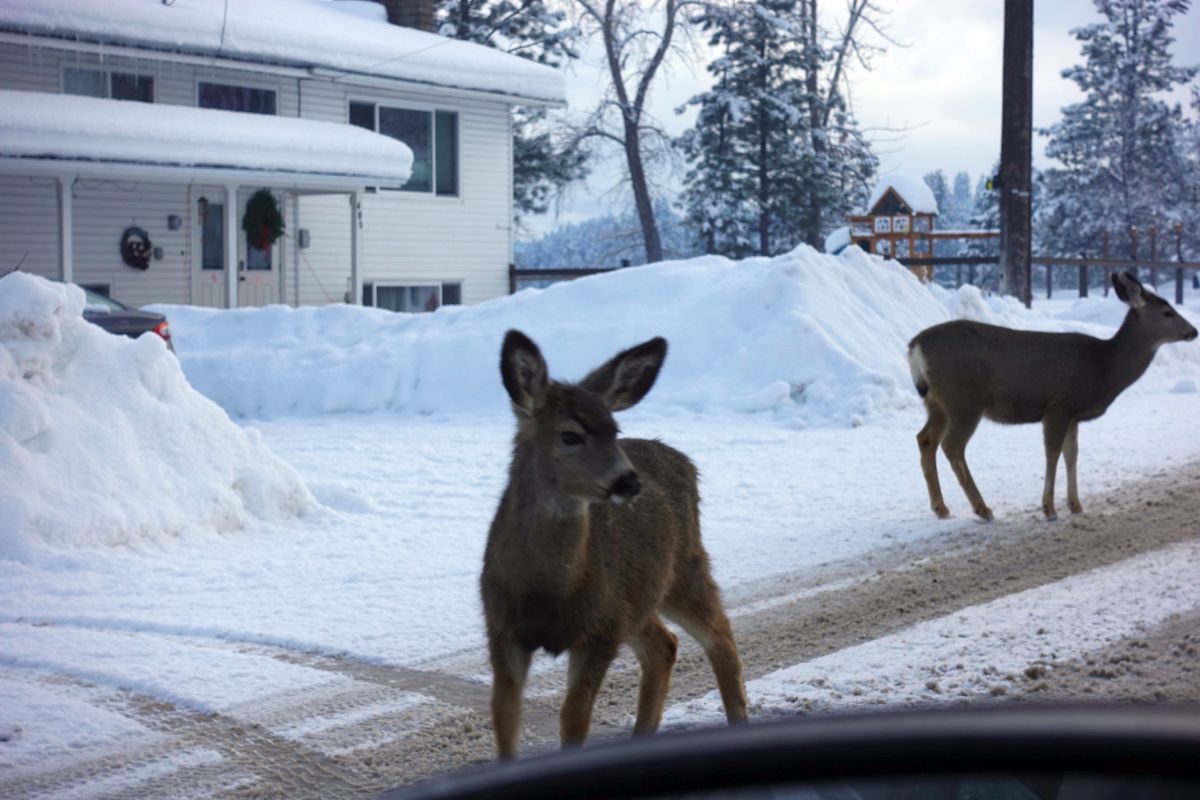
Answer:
608;471;641;504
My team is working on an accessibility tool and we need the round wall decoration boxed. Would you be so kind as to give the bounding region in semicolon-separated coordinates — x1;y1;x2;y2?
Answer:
120;226;152;270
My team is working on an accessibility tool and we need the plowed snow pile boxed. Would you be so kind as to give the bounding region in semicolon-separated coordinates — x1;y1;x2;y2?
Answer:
157;246;1200;422
0;273;312;560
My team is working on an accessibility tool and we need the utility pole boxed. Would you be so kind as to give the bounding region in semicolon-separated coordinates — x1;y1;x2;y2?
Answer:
999;0;1033;307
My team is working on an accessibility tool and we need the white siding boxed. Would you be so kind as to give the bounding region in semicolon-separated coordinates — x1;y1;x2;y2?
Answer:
297;80;513;306
71;182;192;306
0;40;515;308
0;176;59;279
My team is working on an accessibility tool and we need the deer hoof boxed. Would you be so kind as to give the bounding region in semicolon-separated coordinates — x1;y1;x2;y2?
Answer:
1042;504;1058;521
974;505;993;521
1068;500;1083;514
932;503;950;519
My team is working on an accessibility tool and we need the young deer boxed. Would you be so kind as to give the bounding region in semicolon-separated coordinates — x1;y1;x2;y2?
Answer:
481;330;748;760
909;271;1197;521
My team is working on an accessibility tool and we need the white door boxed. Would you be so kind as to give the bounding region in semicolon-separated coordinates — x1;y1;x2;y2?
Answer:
237;188;281;307
191;185;226;308
189;186;282;308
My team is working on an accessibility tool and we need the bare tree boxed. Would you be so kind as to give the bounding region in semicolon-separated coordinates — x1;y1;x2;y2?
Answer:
799;0;896;247
573;0;700;263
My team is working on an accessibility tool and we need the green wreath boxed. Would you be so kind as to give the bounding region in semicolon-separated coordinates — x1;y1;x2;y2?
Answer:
242;189;285;250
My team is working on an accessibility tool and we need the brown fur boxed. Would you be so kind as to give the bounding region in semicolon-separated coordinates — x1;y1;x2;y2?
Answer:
481;331;748;759
909;271;1197;520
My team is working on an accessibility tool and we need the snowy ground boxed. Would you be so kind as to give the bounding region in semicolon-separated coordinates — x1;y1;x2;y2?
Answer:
2;254;1199;797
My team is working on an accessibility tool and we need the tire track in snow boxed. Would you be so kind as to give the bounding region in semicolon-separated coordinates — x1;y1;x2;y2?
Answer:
6;462;1199;797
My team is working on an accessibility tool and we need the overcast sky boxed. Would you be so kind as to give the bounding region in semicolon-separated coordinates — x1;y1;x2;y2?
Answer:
523;0;1199;238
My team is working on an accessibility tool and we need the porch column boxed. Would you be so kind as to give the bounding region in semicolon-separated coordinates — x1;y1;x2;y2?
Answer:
57;175;74;284
224;183;238;309
350;191;362;305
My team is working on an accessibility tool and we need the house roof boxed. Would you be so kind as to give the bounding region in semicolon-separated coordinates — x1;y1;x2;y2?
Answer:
0;89;413;188
866;173;939;216
0;0;566;105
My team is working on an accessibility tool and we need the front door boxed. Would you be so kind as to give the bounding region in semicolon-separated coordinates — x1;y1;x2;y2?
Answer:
189;186;282;308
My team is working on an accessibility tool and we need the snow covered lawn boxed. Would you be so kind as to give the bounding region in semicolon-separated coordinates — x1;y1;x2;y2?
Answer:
2;251;1199;792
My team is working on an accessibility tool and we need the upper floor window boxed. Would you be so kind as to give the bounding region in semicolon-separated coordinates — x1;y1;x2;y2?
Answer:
198;82;277;115
349;101;458;196
64;67;153;103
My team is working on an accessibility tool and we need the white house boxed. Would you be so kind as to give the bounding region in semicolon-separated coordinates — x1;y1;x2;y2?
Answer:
0;0;565;311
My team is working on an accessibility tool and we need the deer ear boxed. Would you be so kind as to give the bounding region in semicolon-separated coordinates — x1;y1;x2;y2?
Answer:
500;330;548;417
1112;270;1146;309
581;337;668;412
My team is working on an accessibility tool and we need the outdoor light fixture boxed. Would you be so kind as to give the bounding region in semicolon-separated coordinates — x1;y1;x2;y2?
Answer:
298;228;311;249
197;196;208;222
167;214;182;230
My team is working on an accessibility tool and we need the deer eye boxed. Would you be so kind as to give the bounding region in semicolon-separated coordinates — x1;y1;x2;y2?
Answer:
1164;309;1176;318
560;431;585;447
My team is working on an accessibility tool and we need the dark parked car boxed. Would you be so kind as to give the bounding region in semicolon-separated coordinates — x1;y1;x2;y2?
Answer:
383;706;1200;800
81;287;173;351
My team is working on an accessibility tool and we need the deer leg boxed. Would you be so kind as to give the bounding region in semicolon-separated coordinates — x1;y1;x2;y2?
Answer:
560;640;618;748
1063;421;1082;514
665;584;748;725
628;617;678;736
917;403;950;518
1042;415;1071;520
488;636;531;760
941;412;991;520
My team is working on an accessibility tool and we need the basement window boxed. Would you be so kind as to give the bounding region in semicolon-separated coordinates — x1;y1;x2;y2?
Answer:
362;282;462;312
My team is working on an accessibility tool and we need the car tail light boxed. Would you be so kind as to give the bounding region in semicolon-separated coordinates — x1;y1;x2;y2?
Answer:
153;321;172;343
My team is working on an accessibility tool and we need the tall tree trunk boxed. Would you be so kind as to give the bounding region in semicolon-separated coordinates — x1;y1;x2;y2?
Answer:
804;0;824;248
758;38;770;256
624;120;663;262
998;0;1033;306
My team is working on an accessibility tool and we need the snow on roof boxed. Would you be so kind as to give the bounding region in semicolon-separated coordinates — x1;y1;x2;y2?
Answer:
866;173;939;215
0;0;565;105
0;89;413;185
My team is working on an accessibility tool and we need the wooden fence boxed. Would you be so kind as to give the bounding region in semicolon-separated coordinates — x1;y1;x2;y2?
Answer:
898;256;1200;305
511;257;1200;305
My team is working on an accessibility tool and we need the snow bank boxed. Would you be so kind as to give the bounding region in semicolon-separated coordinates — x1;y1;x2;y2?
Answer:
159;247;944;424
0;273;313;560
158;247;1200;424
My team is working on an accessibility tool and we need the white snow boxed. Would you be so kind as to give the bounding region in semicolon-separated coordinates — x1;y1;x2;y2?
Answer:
2;251;1199;787
0;272;313;560
867;172;940;215
154;246;1200;422
0;0;565;104
0;89;413;185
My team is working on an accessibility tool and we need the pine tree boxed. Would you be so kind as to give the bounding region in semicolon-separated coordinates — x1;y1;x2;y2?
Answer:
1037;0;1197;260
438;0;587;219
677;1;876;257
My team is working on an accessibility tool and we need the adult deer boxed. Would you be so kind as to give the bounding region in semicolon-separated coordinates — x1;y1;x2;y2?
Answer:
481;330;748;760
909;271;1196;521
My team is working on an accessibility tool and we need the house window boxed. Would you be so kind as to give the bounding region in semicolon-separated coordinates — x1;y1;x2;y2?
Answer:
875;239;892;256
892;216;910;233
199;82;277;115
350;101;459;195
914;216;931;232
362;282;463;312
874;217;891;234
64;67;153;102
